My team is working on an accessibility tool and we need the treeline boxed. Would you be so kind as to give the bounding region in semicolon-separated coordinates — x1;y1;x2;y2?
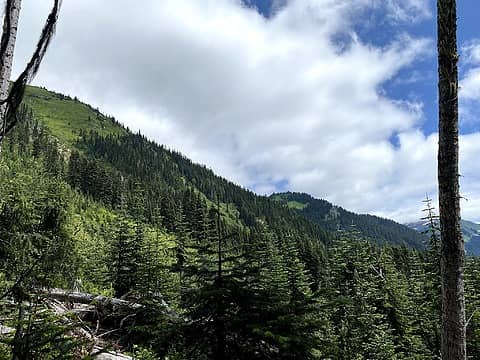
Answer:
3;108;480;358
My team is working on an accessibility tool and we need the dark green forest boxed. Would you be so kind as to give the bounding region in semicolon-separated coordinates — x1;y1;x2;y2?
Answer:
1;88;480;359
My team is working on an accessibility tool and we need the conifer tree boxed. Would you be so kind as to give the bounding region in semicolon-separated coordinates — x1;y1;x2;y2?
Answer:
465;257;480;358
110;189;142;298
322;232;399;359
111;215;138;298
421;197;442;355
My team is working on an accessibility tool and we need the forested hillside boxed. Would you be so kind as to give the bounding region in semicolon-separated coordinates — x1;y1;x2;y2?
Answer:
24;86;333;286
2;86;480;359
271;192;427;249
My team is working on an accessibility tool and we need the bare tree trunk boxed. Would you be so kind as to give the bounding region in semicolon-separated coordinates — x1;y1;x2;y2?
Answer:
0;0;22;133
0;0;61;145
437;0;466;359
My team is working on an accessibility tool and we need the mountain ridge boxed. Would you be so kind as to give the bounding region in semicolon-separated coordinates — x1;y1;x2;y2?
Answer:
19;85;332;288
271;191;427;249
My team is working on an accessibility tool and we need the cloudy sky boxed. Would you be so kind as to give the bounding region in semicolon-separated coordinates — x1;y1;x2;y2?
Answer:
10;0;480;223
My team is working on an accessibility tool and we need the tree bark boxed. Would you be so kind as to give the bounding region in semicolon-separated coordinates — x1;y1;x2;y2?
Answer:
0;0;22;133
437;0;466;359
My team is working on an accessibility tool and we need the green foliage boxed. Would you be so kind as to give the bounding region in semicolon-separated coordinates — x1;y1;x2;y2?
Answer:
286;200;308;210
6;306;86;360
110;215;140;297
0;127;77;294
22;86;331;294
171;214;322;359
132;345;159;360
316;231;440;359
0;344;10;360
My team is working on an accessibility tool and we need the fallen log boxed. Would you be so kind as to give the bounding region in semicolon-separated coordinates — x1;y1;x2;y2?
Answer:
41;289;144;310
40;288;176;316
0;324;14;335
91;346;132;360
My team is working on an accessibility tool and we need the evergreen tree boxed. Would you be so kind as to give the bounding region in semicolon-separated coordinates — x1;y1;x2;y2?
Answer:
110;213;140;298
321;232;398;359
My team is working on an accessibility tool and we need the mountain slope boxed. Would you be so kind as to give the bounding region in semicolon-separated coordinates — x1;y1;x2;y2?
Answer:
407;219;480;255
24;86;328;235
20;85;331;286
22;85;426;255
271;192;427;249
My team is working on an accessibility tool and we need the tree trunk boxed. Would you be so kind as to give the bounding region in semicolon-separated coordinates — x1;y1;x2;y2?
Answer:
437;0;466;359
0;0;22;132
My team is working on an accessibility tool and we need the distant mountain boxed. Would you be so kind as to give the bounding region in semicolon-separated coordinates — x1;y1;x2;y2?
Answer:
406;219;480;256
271;192;427;249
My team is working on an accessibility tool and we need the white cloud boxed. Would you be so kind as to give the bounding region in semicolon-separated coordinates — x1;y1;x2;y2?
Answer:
384;0;432;23
11;0;480;223
461;41;480;97
460;40;480;123
463;40;480;65
462;68;480;100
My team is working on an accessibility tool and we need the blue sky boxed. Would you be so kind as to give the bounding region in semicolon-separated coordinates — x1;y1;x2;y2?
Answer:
14;0;480;222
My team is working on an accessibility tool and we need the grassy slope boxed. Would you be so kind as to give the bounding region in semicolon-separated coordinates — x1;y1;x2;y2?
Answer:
271;194;308;210
286;200;308;210
24;86;126;145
